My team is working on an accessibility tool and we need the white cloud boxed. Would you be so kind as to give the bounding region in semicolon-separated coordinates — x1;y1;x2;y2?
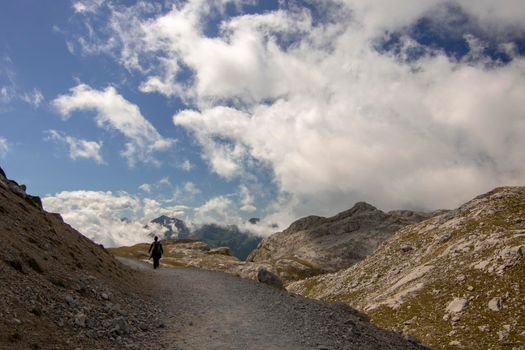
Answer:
45;129;104;164
180;159;194;171
72;0;105;14
21;88;44;108
239;184;256;212
0;137;9;157
139;183;151;193
184;181;200;196
42;190;188;247
194;195;233;223
43;190;148;247
138;177;174;194
52;84;175;166
75;1;525;227
158;177;172;187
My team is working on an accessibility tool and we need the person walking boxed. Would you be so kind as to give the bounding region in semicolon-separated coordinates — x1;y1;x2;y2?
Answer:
148;236;164;269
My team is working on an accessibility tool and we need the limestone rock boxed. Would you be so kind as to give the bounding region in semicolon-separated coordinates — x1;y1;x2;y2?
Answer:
207;247;230;255
288;187;525;350
446;298;468;314
488;297;503;311
248;202;431;282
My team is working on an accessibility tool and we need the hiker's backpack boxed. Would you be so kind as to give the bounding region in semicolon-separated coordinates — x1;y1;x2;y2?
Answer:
152;241;162;256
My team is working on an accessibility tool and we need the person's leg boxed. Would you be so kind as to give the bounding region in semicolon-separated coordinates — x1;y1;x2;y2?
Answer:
153;258;159;269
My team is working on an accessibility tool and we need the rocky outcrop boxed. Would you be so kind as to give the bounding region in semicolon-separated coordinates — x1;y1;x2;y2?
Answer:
0;165;42;208
288;187;525;349
247;202;431;282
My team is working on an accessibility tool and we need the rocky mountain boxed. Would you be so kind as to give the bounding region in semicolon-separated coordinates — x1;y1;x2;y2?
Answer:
247;202;431;281
0;167;164;349
288;187;525;349
147;215;190;239
148;215;262;260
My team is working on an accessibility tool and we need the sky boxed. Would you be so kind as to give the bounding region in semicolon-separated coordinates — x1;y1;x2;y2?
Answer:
1;0;525;247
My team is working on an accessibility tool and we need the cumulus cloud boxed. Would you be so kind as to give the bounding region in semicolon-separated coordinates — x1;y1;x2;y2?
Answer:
45;129;104;164
75;0;525;227
52;84;175;166
0;136;9;157
194;195;233;223
42;190;188;247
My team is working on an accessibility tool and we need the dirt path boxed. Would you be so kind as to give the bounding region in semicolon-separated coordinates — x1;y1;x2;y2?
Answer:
118;258;428;350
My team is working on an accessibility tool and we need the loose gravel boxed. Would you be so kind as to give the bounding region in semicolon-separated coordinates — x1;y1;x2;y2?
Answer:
120;258;429;350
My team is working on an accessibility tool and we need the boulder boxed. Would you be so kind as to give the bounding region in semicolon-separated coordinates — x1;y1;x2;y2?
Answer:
257;268;285;290
446;298;468;314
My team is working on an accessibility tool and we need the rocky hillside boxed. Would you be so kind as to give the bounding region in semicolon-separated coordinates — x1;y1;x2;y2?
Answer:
289;187;525;349
248;202;431;281
0;167;164;350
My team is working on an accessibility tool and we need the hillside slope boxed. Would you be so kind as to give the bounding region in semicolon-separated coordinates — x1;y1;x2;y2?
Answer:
289;187;525;349
0;167;163;349
248;202;430;281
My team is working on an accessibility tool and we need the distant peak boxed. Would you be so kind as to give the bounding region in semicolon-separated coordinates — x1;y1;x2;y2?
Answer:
352;202;377;211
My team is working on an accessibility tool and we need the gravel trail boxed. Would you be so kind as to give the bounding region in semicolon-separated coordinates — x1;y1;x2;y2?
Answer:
118;258;429;350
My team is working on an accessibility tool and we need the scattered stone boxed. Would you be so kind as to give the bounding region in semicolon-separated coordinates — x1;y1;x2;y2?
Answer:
257;268;285;290
488;297;503;311
101;292;110;301
400;244;414;252
449;340;461;346
456;274;465;282
467;286;474;291
74;312;87;327
30;305;43;316
446;297;468;314
109;317;129;335
65;295;76;307
439;234;452;244
478;325;490;332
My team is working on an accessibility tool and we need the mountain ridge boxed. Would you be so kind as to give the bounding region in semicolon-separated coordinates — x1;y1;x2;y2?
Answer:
288;186;525;349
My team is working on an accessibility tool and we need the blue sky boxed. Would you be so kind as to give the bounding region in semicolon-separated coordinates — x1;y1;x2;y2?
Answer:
1;0;525;246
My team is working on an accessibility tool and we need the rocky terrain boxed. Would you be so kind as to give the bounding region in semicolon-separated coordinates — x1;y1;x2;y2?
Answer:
289;187;525;349
248;202;431;281
0;167;165;350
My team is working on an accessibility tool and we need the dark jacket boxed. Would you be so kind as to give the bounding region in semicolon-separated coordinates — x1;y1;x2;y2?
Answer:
148;241;164;259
